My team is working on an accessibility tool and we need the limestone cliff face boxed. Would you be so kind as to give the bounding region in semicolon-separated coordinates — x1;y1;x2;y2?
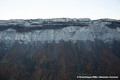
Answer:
0;18;120;80
0;18;120;43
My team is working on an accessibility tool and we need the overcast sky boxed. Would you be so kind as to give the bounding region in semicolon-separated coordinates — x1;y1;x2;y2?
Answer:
0;0;120;20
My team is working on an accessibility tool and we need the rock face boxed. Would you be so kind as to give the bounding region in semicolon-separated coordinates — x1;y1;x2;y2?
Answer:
0;18;120;80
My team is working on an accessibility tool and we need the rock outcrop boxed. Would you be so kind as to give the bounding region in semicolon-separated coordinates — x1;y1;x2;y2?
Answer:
0;18;120;43
0;18;120;80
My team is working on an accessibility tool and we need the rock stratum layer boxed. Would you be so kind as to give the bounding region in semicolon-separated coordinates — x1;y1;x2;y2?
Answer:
0;18;120;80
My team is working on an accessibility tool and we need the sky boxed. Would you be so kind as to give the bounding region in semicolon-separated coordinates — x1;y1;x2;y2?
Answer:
0;0;120;20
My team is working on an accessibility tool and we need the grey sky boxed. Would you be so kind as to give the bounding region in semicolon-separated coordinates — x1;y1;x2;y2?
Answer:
0;0;120;20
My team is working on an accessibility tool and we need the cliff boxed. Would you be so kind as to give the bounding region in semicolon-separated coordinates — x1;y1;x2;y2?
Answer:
0;18;120;43
0;18;120;80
